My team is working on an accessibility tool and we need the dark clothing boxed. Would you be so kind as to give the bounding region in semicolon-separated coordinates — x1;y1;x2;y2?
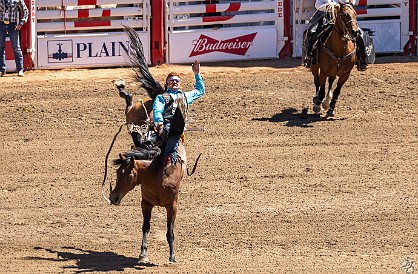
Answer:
158;92;188;165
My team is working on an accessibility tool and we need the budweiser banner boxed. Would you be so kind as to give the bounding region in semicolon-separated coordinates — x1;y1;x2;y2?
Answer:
168;28;277;63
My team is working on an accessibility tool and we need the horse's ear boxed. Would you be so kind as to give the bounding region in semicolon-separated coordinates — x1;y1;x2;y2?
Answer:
119;153;126;161
334;2;341;13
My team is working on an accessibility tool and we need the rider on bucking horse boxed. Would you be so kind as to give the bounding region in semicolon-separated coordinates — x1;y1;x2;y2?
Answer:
153;60;205;176
303;0;369;71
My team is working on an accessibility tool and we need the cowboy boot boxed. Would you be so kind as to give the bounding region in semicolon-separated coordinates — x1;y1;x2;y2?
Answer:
356;35;368;71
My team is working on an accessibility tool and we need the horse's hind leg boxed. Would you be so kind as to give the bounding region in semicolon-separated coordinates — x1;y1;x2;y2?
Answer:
327;74;349;117
139;200;153;264
322;76;336;110
114;79;133;111
166;201;178;263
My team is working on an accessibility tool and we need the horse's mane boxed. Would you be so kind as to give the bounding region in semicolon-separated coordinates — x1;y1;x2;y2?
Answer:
123;25;164;100
112;147;161;166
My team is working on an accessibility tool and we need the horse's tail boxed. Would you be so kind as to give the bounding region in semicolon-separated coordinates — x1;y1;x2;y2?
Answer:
187;153;202;176
123;25;164;100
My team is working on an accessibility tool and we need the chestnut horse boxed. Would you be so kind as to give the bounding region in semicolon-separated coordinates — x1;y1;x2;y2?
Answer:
109;140;190;264
102;26;200;264
311;1;358;116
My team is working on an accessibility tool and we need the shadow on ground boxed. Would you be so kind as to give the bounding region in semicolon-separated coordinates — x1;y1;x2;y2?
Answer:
24;246;158;273
253;107;347;127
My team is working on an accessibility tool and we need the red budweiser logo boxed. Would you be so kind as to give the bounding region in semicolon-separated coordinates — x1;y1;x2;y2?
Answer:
189;33;257;57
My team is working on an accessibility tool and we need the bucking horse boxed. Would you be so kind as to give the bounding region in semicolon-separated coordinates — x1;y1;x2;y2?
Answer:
101;26;200;264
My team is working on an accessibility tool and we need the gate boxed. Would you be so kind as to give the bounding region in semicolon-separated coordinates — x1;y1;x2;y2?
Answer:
34;0;150;69
292;0;416;57
165;0;291;63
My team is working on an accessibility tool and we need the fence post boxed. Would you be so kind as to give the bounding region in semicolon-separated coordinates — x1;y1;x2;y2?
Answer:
151;0;164;65
404;0;417;55
21;0;33;70
279;0;291;58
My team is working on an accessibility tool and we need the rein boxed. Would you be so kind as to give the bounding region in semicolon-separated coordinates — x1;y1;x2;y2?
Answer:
101;123;124;204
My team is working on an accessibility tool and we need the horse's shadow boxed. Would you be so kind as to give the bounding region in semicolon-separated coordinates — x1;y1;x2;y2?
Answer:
24;246;157;273
253;107;347;127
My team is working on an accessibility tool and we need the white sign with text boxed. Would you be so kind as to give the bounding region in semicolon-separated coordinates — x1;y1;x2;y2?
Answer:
36;32;150;69
168;27;277;63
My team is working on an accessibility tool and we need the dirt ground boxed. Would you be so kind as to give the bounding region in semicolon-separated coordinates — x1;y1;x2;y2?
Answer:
0;56;417;274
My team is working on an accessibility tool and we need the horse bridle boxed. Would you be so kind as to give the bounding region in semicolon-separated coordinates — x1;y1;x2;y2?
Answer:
335;4;358;41
320;3;358;74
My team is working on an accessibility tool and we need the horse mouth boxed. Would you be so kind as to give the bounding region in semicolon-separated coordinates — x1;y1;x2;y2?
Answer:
110;196;121;205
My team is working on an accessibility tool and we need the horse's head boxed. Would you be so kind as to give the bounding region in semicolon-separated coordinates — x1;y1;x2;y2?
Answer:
109;154;142;205
335;1;358;41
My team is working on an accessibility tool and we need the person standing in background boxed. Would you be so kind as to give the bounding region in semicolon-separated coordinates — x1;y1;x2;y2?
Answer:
0;0;28;77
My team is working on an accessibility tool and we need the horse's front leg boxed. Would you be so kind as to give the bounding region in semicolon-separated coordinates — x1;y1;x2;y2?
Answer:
139;200;153;264
327;73;349;117
313;74;327;114
322;76;336;110
166;200;178;263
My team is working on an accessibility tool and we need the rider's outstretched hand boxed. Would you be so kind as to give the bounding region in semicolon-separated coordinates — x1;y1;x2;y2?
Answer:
192;60;200;75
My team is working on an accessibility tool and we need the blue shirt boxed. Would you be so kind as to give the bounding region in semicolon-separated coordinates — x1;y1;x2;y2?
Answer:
153;74;205;125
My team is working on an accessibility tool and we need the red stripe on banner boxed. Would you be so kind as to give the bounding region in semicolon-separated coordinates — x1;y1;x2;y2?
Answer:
355;8;368;15
202;15;234;23
74;20;111;28
102;10;111;17
78;0;97;5
205;4;216;13
78;10;89;18
205;3;241;14
226;3;241;12
357;0;367;6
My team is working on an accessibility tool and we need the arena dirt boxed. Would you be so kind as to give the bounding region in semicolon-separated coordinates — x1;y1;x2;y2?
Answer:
0;56;417;273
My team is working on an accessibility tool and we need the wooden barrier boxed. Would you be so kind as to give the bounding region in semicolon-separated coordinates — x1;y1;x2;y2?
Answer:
34;0;151;68
165;0;289;63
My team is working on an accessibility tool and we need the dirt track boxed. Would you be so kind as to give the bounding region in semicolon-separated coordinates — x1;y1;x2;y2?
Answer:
0;56;417;273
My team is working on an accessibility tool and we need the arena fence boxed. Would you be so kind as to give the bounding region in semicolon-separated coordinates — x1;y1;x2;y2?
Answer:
164;0;291;63
2;0;416;70
292;0;417;58
34;0;150;69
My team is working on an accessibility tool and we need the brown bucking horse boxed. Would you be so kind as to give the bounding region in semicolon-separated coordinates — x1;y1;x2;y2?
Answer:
101;26;200;264
311;1;358;117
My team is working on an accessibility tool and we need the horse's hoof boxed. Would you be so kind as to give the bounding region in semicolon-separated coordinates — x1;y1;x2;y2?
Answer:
168;257;176;264
139;256;150;264
313;104;321;114
114;79;125;88
322;101;330;110
326;110;335;117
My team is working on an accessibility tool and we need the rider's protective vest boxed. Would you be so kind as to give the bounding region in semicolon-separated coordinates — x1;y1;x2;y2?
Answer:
162;92;188;135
